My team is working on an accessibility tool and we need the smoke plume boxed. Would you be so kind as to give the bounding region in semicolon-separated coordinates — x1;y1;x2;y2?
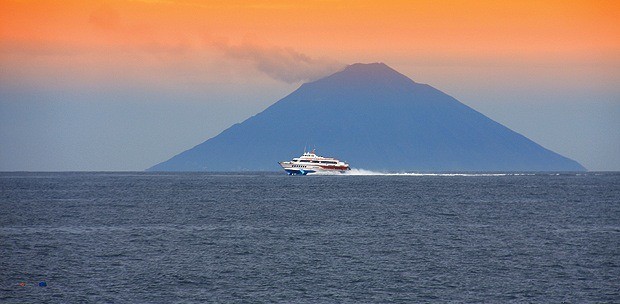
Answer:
213;40;344;83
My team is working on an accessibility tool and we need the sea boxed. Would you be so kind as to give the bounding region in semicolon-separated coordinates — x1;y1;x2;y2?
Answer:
1;171;619;303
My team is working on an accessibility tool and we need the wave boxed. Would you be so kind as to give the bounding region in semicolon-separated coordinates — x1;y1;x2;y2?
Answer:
339;169;537;176
306;169;590;177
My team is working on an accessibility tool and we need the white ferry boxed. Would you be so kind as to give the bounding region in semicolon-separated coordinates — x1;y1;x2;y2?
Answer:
278;150;351;175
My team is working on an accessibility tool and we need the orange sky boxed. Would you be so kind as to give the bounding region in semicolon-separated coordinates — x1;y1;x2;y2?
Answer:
1;0;619;171
1;0;619;90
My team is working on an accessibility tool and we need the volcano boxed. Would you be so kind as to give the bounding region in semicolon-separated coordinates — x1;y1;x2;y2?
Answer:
148;63;585;172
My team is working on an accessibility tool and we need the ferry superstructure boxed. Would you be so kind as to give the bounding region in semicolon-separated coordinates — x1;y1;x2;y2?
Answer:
278;150;351;175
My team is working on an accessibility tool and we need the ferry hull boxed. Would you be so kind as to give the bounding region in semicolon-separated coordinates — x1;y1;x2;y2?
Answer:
279;162;349;175
283;168;315;175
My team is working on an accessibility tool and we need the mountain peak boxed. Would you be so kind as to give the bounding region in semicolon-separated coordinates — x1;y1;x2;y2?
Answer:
313;62;416;88
344;62;391;71
340;62;401;77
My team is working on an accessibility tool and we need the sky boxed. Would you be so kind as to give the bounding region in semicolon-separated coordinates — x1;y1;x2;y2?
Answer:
1;0;619;171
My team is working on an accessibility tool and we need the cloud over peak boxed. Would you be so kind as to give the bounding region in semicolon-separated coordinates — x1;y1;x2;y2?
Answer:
212;40;343;84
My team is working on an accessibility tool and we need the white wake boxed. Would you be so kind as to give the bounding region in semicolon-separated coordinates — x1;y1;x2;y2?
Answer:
335;169;534;176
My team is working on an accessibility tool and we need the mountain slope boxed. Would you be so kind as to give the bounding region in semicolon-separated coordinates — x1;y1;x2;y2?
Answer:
148;63;585;172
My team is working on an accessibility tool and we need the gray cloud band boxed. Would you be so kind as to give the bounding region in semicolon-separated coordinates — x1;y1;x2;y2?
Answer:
213;41;344;83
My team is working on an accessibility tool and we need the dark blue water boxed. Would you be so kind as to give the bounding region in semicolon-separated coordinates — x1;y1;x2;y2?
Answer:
1;172;619;303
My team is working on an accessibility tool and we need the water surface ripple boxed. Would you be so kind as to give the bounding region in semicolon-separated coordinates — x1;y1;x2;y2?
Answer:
1;172;619;303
